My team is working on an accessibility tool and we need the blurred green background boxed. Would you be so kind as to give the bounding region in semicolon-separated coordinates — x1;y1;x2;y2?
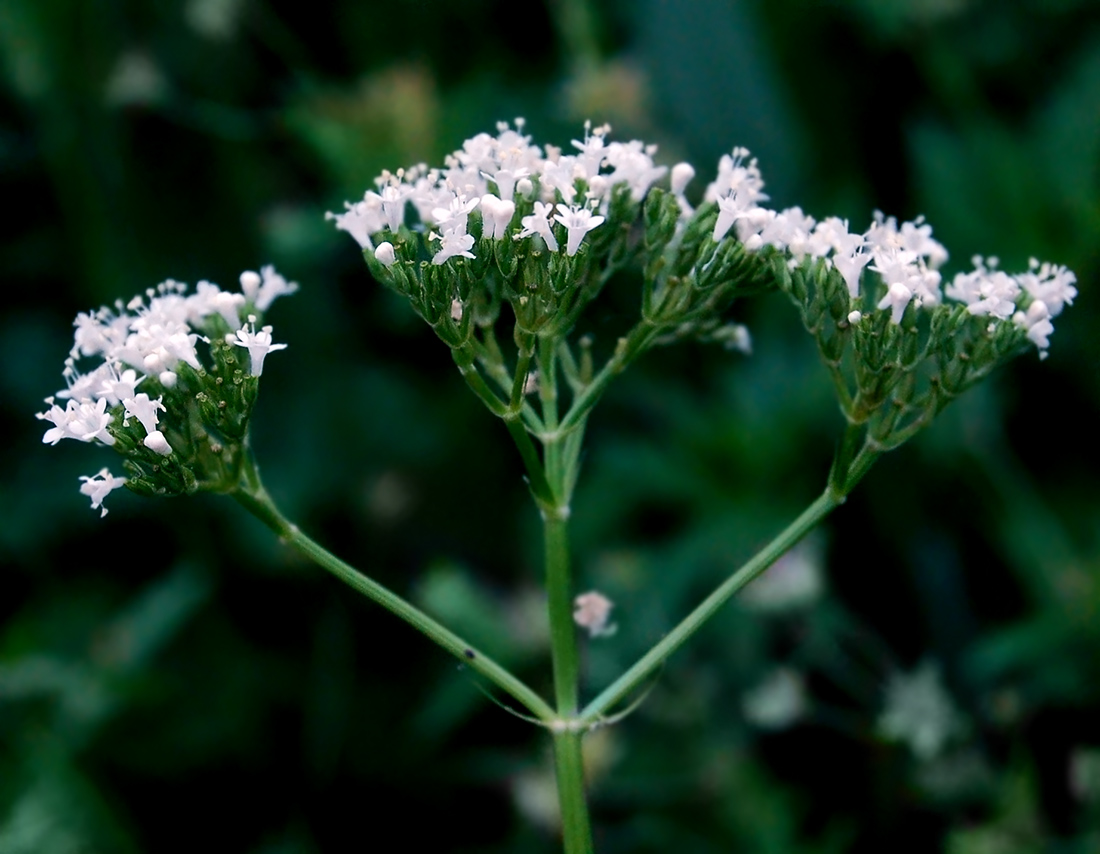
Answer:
2;0;1099;851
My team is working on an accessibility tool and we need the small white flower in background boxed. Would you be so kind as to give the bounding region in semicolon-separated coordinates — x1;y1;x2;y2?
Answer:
573;590;616;638
554;205;605;256
741;540;824;612
230;316;288;377
78;468;128;517
878;660;966;761
742;668;807;730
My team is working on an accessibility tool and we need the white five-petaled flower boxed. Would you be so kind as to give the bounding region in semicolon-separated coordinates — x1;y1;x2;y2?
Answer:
37;397;117;446
431;228;476;265
123;392;173;455
79;468;128;517
230;315;288;376
553;204;605;256
517;201;559;251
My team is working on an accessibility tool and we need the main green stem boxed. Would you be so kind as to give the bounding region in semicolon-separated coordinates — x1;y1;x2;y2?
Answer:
232;463;555;724
537;328;595;853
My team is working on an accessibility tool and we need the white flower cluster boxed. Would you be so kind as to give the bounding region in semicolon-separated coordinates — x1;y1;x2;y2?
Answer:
328;119;667;265
37;267;295;516
698;150;1076;354
331;120;1076;358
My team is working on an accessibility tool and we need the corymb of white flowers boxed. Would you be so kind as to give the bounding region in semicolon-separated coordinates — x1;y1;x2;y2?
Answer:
37;267;296;516
329;119;1076;495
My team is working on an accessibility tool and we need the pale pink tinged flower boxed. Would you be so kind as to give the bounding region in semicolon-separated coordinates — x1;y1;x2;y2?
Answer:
554;204;605;256
877;282;914;325
517;201;559;251
79;468;128;517
450;299;463;322
431;227;477;265
374;242;396;267
159;370;178;388
231;316;287;376
479;194;516;240
573;591;616;638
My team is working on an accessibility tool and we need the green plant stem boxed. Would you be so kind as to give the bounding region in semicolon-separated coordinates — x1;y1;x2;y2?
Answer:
553;729;594;854
541;402;593;851
231;468;555;724
579;489;841;723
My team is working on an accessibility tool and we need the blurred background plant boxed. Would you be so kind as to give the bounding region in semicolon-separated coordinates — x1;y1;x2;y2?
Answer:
1;0;1098;850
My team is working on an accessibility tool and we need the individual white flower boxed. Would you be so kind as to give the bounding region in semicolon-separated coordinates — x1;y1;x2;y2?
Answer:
670;161;696;216
946;257;1020;320
94;365;144;407
742;668;807;730
479;193;516;240
877;282;915;325
670;162;695;197
230;315;287;376
254;265;298;311
326;197;384;249
430;192;480;233
1013;300;1055;358
573;590;616;638
713;191;754;242
143;430;173;455
374;241;396;267
431;227;476;265
79;468;128;517
833;245;872;300
554;204;605;256
570;121;611;180
37;398;76;445
239;270;262;302
190;280;245;329
604;139;667;201
1016;258;1077;316
367;183;413;233
878;661;965;761
122;392;165;433
517;201;559;251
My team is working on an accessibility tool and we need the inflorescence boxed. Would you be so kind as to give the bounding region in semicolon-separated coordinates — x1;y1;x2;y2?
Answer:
38;267;296;515
329;120;1076;455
